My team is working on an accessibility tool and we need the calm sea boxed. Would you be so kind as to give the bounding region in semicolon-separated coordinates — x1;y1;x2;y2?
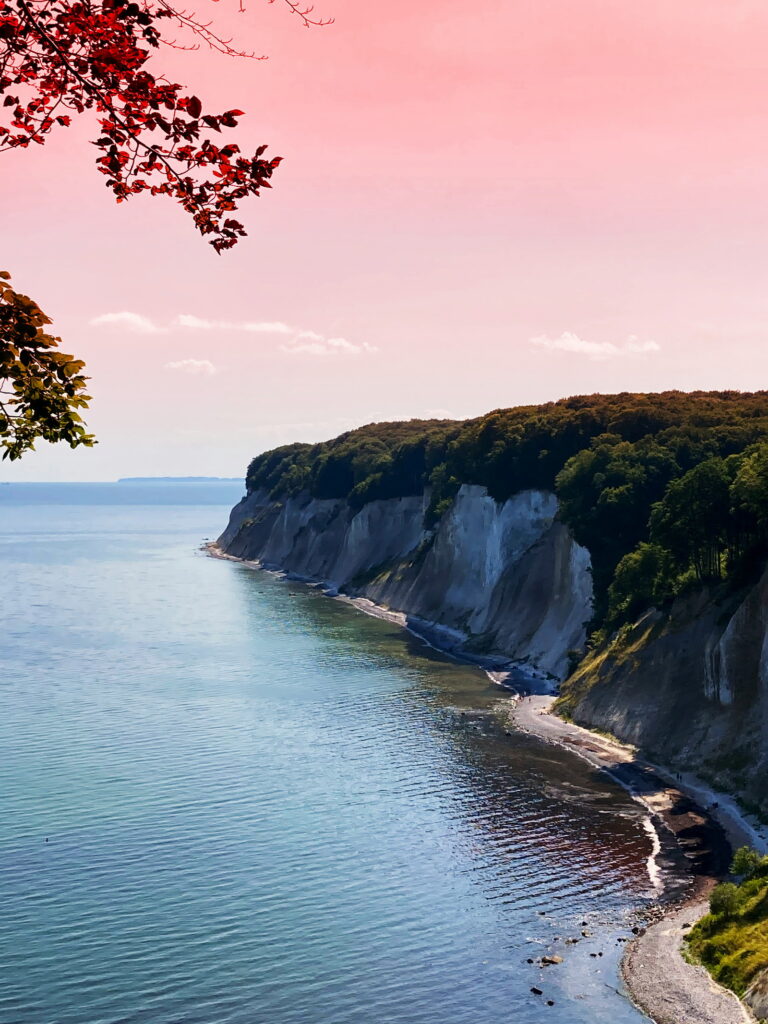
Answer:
0;483;652;1024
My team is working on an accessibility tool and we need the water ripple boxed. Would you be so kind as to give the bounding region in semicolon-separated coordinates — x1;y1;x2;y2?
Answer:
0;487;653;1024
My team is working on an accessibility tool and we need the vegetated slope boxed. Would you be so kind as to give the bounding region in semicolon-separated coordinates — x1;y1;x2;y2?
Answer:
686;848;768;1018
246;391;768;630
554;565;768;817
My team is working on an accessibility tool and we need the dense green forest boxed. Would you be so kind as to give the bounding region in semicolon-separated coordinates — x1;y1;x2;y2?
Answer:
245;392;768;629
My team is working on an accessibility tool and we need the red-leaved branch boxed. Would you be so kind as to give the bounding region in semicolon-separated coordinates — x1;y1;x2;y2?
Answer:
0;0;329;251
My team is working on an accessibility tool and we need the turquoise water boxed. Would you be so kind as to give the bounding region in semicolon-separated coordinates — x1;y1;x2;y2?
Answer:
0;483;652;1024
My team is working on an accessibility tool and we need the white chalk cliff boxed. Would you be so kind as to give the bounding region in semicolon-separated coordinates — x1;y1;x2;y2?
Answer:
218;484;593;680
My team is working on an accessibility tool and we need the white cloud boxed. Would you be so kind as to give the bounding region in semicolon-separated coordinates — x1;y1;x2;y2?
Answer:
422;408;457;420
176;314;216;330
530;331;660;361
165;358;218;375
90;310;375;357
623;335;662;354
91;311;164;334
281;331;378;357
243;321;294;335
175;315;293;334
179;314;378;355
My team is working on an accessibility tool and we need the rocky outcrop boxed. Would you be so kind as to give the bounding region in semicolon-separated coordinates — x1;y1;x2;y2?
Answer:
218;484;593;680
745;968;768;1021
558;566;768;818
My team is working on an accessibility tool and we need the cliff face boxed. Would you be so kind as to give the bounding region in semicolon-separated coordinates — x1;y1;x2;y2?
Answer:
218;484;593;680
558;566;768;818
220;478;768;812
745;969;768;1020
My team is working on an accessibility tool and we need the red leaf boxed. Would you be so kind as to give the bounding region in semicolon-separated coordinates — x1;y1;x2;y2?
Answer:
0;0;282;252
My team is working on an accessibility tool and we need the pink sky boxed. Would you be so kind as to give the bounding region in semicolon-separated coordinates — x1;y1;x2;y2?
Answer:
4;0;768;480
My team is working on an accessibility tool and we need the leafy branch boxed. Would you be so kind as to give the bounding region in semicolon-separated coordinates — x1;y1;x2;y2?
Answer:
0;272;94;459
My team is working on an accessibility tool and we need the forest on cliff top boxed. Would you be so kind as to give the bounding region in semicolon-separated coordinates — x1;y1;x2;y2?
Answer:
245;391;768;629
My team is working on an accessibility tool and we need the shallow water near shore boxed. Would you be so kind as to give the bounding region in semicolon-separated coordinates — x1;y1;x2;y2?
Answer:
0;482;653;1024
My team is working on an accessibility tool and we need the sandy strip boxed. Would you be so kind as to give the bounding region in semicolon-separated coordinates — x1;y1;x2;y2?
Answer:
511;696;755;1024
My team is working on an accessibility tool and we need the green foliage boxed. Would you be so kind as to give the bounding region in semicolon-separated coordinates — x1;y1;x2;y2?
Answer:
731;444;768;536
606;542;674;627
556;434;679;608
729;845;768;879
649;458;734;580
710;882;743;917
687;848;768;996
0;273;94;459
244;391;768;631
246;420;459;504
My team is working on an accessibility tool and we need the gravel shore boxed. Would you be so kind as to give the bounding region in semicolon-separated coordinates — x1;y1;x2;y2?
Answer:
622;899;752;1024
510;695;753;1024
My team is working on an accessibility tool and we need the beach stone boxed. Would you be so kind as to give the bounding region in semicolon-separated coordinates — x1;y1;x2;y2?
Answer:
541;955;563;965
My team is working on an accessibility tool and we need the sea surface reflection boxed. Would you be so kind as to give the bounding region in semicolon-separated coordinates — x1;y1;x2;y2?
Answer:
0;483;651;1023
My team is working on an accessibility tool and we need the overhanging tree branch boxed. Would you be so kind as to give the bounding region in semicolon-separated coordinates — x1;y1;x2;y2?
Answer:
0;272;94;459
0;0;330;250
0;0;330;457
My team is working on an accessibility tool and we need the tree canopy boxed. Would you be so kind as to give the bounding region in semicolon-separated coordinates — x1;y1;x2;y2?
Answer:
0;272;93;459
686;846;768;997
245;391;768;629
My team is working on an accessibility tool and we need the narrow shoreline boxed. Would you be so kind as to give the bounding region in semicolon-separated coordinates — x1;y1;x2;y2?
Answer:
511;695;758;1024
207;543;555;683
208;542;763;1023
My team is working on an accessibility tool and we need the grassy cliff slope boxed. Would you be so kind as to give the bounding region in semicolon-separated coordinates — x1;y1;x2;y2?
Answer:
686;849;768;1016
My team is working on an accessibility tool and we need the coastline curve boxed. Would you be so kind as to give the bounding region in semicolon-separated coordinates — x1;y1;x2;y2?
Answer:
207;542;755;1024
